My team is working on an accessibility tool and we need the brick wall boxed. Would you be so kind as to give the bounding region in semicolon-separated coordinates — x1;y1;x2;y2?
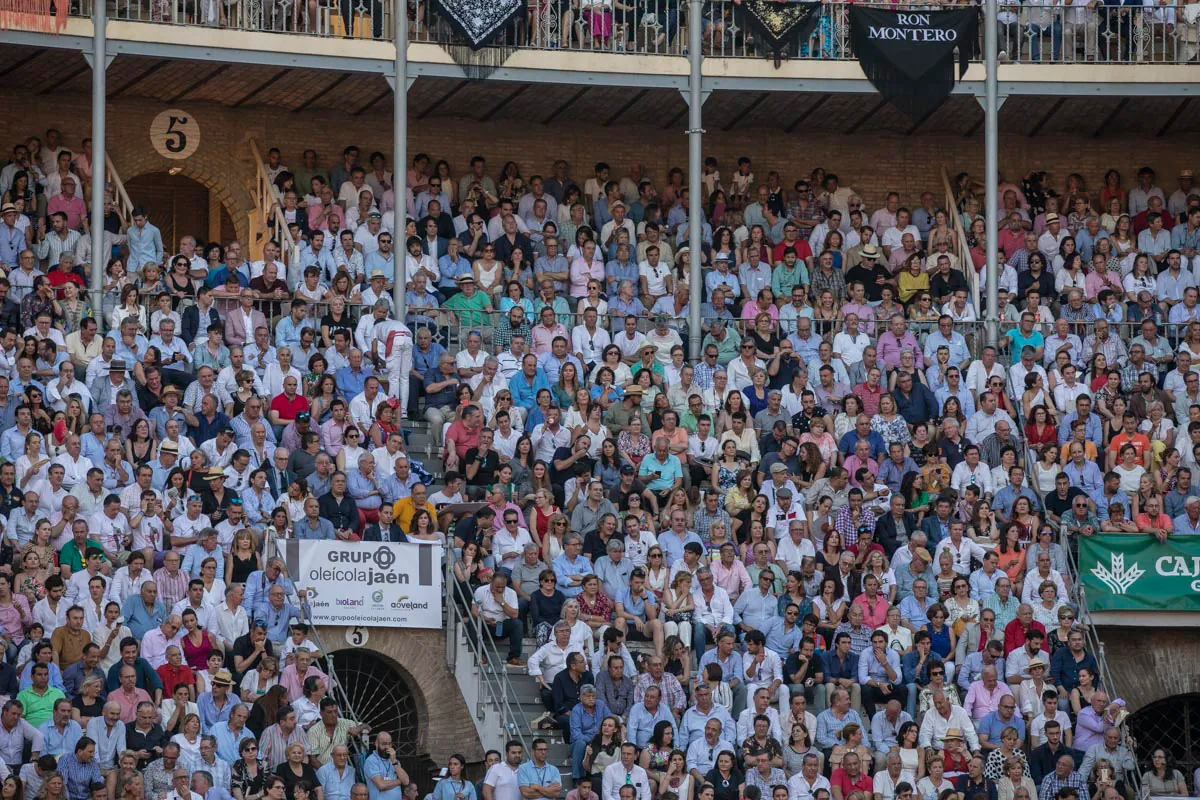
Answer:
4;90;1197;224
322;626;484;764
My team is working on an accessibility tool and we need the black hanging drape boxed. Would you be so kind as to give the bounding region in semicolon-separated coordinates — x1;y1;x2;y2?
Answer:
432;0;524;79
848;7;980;119
735;0;823;66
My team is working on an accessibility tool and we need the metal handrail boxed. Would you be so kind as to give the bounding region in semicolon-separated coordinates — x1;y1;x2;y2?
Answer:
247;138;299;266
264;533;373;777
444;559;530;752
104;152;136;228
1059;527;1143;795
65;0;1200;65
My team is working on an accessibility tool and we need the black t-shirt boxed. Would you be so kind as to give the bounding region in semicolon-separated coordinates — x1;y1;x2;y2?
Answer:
845;264;892;302
464;447;501;487
550;446;593;487
1044;487;1086;520
790;405;829;437
608;479;647;510
939;436;968;470
229;634;276;685
279;763;321;800
931;268;968;300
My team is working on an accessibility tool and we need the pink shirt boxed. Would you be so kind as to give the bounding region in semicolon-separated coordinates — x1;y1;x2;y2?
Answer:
1084;270;1123;301
741;301;779;322
877;332;924;369
47;194;87;231
113;686;152;722
710;560;752;603
569;255;604;297
531;323;568;355
851;592;889;628
280;663;329;700
962;680;1013;722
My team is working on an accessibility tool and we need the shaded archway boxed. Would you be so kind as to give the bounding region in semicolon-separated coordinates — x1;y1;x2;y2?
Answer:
1127;694;1200;788
326;649;424;756
124;172;237;255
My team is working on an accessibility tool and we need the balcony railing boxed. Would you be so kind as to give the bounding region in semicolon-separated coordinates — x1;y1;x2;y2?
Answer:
79;0;1200;64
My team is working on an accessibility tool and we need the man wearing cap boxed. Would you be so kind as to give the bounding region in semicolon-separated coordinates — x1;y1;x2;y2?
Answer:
443;275;494;330
0;204;28;270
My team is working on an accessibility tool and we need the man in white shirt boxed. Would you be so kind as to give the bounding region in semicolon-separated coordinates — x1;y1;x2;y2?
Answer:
918;691;980;750
482;741;523;800
776;519;816;572
214;584;250;654
602;743;652;800
950;445;993;498
880;209;921;258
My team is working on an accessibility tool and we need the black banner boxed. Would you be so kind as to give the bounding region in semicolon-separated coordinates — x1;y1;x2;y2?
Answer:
849;7;980;119
736;0;823;67
433;0;523;80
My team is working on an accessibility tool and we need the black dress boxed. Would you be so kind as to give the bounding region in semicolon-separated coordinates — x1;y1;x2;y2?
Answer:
278;763;320;800
230;551;258;585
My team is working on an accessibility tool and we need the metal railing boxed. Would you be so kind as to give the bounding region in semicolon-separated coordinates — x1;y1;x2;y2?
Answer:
264;533;373;776
105;152;136;228
70;0;1200;64
1059;526;1143;798
248;138;300;265
444;556;530;752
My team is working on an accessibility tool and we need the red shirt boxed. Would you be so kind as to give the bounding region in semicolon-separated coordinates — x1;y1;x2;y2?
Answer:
772;239;813;265
446;420;481;461
1002;618;1046;655
830;769;873;798
270;392;310;423
157;663;194;695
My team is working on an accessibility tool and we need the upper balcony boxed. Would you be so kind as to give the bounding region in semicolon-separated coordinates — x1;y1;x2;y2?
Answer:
9;0;1200;96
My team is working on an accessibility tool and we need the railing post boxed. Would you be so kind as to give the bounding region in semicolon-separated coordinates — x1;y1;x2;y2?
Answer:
686;0;703;358
393;0;408;321
444;544;456;670
983;0;1000;347
89;0;109;324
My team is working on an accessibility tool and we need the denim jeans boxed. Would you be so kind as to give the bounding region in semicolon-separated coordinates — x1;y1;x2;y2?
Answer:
1026;20;1063;61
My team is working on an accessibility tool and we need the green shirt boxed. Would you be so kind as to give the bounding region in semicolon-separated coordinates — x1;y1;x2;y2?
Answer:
444;291;493;328
16;686;65;727
771;262;810;298
703;329;743;366
531;296;572;328
59;539;106;573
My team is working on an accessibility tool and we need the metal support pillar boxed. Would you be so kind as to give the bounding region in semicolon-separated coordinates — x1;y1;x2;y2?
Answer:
90;0;109;323
686;0;703;358
983;0;999;346
392;2;408;319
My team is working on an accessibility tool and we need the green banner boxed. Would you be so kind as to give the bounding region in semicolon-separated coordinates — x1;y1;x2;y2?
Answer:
1079;534;1200;611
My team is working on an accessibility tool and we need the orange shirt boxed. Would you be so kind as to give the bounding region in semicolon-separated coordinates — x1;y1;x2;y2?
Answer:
1059;440;1098;465
1107;432;1151;466
1134;512;1171;531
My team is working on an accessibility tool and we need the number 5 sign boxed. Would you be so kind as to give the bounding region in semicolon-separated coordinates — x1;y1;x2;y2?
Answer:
150;109;200;160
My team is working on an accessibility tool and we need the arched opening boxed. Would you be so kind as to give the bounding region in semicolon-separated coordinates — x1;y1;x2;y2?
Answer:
326;649;423;756
123;172;237;255
1128;693;1200;789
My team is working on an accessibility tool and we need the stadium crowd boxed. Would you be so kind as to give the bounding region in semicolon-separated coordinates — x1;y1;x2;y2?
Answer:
0;132;1198;800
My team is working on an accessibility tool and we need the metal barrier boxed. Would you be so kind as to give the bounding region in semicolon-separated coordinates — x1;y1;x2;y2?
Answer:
264;532;374;775
72;0;1200;64
443;553;530;751
1058;526;1143;799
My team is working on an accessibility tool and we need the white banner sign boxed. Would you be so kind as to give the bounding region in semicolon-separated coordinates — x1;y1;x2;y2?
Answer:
280;540;443;628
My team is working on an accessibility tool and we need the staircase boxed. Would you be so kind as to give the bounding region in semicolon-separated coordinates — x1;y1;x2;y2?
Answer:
246;137;300;267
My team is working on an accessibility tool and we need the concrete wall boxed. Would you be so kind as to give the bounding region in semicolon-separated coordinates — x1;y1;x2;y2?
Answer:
1093;627;1200;712
5;90;1199;219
